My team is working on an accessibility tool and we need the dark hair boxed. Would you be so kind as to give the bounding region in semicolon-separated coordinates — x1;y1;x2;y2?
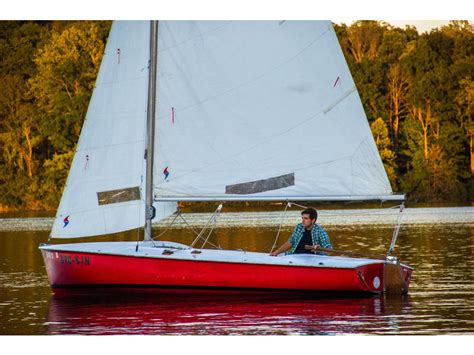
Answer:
301;207;318;221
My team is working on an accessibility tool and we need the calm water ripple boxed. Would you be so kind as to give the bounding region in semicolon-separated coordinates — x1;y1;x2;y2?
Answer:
1;222;474;335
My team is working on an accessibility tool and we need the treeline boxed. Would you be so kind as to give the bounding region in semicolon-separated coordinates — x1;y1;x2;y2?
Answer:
0;21;111;211
335;21;474;203
0;21;473;211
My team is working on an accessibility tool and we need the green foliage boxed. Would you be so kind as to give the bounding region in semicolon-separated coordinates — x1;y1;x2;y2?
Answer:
336;20;474;203
400;111;466;202
0;21;46;210
0;20;473;210
0;21;111;211
371;118;397;188
29;21;109;153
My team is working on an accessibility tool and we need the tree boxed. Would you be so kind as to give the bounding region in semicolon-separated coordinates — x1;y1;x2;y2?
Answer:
28;21;110;208
0;21;46;209
371;117;397;188
400;107;466;201
0;21;110;210
456;79;474;175
344;21;386;64
386;64;410;140
29;21;110;153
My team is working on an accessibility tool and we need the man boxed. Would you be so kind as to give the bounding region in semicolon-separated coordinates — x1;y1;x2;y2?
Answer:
270;207;332;256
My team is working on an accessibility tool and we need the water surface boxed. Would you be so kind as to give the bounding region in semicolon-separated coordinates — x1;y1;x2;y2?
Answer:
1;223;473;334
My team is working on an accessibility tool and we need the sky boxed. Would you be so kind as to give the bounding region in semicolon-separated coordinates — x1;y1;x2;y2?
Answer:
334;20;454;33
2;0;472;23
386;21;452;33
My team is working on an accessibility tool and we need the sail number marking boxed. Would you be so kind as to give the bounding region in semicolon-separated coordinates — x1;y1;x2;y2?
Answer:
60;255;90;266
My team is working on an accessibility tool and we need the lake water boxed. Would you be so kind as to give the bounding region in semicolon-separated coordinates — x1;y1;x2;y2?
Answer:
1;222;474;335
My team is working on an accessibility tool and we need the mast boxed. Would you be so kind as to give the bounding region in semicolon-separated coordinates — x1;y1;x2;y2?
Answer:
144;20;158;241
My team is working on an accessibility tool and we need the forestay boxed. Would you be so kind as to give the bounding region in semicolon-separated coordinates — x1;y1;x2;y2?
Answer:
51;21;176;238
153;21;396;202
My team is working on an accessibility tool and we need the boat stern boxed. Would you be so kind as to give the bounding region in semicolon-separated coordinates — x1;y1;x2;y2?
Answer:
355;262;386;294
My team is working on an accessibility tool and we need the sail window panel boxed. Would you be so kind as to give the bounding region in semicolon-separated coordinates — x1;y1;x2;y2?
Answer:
97;187;141;205
226;173;295;194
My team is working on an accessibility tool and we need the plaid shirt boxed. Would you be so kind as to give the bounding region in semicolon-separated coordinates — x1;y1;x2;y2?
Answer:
286;223;332;255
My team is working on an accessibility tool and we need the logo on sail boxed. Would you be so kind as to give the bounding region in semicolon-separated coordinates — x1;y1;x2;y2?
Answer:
63;215;70;228
163;167;170;180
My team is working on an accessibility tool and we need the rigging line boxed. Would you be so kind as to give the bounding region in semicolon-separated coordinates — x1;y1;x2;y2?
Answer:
200;213;222;250
286;201;309;209
202;203;224;249
197;205;223;249
387;202;405;256
184;213;221;249
197;234;221;250
152;209;181;241
177;213;201;237
190;203;223;249
270;201;291;253
171;212;222;249
155;24;332;122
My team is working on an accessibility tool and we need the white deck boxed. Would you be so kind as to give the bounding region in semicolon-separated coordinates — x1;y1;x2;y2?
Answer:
40;241;384;269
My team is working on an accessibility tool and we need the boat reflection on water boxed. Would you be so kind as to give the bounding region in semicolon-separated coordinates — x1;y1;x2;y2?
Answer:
46;290;412;335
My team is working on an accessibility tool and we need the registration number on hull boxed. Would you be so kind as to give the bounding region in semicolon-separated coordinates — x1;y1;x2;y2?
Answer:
60;255;90;266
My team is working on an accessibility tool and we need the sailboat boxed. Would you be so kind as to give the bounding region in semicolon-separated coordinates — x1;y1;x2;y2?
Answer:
40;20;413;295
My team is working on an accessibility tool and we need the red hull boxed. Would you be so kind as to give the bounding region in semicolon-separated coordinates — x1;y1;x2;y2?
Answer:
41;248;411;294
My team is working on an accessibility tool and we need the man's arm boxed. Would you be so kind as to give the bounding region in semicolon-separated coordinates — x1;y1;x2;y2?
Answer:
311;225;332;251
270;241;292;256
318;226;332;249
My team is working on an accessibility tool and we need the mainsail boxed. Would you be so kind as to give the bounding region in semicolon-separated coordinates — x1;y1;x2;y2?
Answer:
153;21;395;201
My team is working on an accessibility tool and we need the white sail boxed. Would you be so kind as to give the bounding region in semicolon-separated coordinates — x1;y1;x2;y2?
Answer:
52;21;176;238
153;21;396;201
52;20;398;238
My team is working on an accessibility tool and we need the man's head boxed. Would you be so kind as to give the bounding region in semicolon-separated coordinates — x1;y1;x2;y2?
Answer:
301;207;318;229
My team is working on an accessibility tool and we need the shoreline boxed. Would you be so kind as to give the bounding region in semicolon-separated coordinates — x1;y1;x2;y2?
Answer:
1;207;473;232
